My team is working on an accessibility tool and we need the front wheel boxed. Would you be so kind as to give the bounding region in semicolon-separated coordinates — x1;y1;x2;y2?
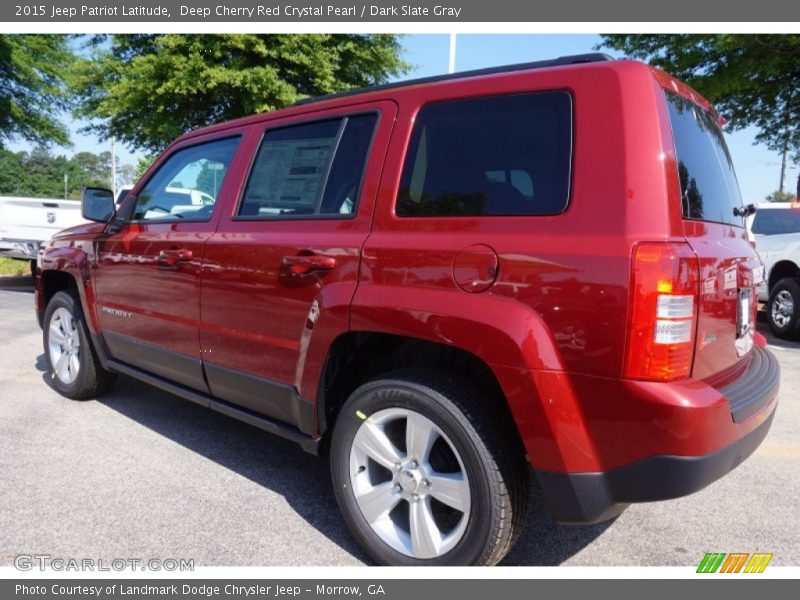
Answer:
767;278;800;340
43;290;117;399
330;369;528;565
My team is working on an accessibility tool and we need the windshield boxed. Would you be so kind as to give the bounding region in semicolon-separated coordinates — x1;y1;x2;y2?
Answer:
751;208;800;235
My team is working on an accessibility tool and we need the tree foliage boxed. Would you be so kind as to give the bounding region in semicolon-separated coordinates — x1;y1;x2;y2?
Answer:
74;34;410;153
0;147;133;198
134;155;156;180
600;35;800;160
766;190;796;202
0;35;74;147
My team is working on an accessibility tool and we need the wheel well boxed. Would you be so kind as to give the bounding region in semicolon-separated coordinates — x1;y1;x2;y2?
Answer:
317;332;522;447
769;261;800;290
40;270;78;312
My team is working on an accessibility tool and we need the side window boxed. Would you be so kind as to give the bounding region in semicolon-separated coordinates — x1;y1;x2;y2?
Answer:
238;113;377;219
319;114;377;215
131;137;240;222
396;92;572;217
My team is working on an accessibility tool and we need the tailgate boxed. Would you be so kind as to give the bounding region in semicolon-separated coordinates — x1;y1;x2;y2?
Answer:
684;222;759;379
0;197;85;241
663;90;760;380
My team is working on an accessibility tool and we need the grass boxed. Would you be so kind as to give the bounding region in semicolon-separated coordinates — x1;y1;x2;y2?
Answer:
0;256;30;277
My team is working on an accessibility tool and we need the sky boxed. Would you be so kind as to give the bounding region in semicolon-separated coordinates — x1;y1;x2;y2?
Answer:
7;34;797;202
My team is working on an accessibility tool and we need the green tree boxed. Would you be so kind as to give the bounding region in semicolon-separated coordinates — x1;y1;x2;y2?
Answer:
117;163;135;188
72;151;106;182
0;148;27;195
22;147;70;197
600;35;800;192
766;190;795;202
74;34;409;153
195;160;228;198
0;147;126;199
0;35;74;147
134;155;156;180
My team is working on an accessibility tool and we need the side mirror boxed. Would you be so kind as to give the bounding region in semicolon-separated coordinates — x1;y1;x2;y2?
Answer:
733;203;757;218
81;187;115;223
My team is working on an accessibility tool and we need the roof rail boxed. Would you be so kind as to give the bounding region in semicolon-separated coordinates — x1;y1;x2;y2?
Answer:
292;53;613;107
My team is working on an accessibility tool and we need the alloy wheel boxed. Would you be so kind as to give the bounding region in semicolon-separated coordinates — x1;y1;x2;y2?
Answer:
348;407;471;559
772;290;794;328
48;307;81;384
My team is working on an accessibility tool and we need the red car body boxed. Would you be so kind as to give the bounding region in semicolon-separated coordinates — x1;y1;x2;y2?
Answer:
36;55;779;523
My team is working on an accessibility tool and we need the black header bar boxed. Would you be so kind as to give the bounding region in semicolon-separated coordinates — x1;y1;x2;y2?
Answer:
4;0;800;23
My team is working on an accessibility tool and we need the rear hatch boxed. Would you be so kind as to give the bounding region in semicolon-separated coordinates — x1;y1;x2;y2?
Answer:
663;92;760;380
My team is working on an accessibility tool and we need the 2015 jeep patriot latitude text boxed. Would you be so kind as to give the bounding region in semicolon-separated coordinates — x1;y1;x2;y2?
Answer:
36;54;780;566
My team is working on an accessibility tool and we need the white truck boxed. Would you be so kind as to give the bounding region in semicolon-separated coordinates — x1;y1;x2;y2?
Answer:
748;202;800;340
0;196;89;274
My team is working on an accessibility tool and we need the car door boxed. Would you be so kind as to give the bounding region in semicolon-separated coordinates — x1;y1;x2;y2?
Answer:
92;133;247;392
200;101;396;432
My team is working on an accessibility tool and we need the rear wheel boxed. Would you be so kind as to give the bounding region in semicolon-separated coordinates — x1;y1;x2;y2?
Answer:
43;290;117;399
767;278;800;340
330;369;528;565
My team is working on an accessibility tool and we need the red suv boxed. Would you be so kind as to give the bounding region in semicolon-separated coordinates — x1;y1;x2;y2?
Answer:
36;54;779;566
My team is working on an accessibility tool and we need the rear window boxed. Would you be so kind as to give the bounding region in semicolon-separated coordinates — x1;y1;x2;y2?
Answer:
396;92;572;217
665;92;744;226
751;208;800;235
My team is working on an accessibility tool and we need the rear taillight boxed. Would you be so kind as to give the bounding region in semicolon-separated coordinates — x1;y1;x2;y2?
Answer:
625;243;699;381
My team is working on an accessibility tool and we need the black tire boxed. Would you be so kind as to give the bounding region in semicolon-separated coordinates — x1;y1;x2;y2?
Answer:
767;278;800;340
330;368;528;566
43;290;117;399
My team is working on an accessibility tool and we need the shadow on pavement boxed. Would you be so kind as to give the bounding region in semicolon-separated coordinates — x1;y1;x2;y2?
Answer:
39;361;610;565
502;484;614;565
0;275;34;293
757;319;799;350
95;374;371;563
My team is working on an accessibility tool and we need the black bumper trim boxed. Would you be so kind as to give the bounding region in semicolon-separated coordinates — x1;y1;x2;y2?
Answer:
721;346;780;423
534;406;776;524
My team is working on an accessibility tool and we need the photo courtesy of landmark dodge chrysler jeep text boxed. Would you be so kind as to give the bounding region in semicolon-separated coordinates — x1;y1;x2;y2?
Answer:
35;54;780;566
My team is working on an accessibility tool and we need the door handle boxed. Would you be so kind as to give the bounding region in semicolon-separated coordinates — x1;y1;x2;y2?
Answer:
158;248;193;266
282;254;336;274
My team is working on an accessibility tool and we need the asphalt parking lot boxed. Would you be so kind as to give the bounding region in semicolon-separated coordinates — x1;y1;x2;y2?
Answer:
0;278;797;567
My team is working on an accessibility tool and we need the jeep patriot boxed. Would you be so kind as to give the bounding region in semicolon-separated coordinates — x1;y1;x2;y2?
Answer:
36;54;780;565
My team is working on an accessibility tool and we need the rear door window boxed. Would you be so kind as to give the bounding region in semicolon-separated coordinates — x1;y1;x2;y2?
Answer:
396;92;572;217
751;208;800;235
665;92;744;226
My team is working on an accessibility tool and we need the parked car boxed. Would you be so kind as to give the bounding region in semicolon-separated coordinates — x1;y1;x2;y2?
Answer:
748;202;800;339
35;54;779;566
0;195;88;274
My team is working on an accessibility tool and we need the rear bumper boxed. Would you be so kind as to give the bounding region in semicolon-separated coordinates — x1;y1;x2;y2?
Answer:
534;406;775;523
526;346;780;523
0;238;41;260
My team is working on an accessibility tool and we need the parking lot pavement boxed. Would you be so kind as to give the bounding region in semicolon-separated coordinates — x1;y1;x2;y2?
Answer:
1;280;797;567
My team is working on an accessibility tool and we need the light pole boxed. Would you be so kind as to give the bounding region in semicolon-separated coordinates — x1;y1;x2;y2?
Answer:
449;33;457;74
111;137;117;198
